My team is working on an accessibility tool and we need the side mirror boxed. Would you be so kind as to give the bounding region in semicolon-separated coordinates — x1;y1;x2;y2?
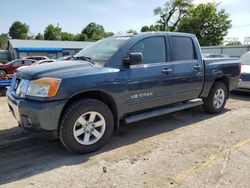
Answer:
124;52;143;66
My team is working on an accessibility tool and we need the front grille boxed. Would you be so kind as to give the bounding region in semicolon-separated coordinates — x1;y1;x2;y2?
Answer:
13;77;21;92
10;77;30;98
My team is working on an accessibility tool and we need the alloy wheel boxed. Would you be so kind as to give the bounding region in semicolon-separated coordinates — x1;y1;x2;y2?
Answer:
73;111;106;145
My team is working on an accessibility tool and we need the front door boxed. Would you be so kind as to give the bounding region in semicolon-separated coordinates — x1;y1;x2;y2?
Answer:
125;36;174;113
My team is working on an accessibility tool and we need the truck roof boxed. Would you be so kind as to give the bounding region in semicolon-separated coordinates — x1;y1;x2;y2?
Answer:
112;32;195;38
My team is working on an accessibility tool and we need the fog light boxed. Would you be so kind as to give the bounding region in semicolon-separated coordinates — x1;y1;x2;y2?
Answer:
22;115;32;128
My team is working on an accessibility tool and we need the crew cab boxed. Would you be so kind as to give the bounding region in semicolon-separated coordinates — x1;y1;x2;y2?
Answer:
7;32;241;154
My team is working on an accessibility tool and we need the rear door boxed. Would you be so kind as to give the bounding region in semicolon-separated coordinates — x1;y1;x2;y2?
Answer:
169;36;204;102
126;36;174;113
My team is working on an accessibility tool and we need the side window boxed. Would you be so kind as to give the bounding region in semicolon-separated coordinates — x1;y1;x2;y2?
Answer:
24;60;33;65
171;37;195;61
130;37;166;64
12;60;22;65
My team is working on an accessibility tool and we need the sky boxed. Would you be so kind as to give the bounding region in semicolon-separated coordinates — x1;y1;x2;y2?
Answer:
0;0;250;42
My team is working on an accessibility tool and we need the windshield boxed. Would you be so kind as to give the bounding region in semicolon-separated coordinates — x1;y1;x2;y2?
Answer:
74;37;131;64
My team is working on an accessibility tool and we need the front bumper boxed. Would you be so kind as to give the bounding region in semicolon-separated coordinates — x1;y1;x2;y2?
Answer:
7;90;67;132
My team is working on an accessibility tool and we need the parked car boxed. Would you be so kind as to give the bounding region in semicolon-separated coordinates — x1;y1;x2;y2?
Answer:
203;53;230;58
32;59;55;66
16;59;56;72
56;55;73;61
0;59;36;77
24;56;49;61
237;52;250;90
7;32;241;154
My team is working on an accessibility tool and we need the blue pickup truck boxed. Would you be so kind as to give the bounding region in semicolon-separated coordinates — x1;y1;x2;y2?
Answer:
7;32;241;153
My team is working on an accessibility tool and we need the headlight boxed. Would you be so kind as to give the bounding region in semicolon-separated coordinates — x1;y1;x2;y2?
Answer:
27;77;61;97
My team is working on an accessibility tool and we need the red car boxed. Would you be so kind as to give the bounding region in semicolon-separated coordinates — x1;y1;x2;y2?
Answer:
0;59;36;77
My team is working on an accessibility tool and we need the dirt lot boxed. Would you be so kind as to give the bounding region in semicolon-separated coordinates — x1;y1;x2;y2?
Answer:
0;92;250;188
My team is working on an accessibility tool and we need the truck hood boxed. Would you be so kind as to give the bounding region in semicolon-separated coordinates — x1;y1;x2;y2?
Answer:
15;60;118;80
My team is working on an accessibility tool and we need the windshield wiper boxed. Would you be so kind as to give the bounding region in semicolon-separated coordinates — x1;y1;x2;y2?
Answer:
73;56;95;65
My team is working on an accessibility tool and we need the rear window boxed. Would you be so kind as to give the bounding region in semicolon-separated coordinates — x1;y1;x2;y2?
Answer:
171;36;195;61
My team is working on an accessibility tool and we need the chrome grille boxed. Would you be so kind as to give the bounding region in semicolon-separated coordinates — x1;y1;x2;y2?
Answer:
10;77;30;98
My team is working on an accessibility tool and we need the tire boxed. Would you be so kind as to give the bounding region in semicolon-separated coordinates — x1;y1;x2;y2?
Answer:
0;88;7;96
0;70;7;78
59;99;114;154
203;82;228;114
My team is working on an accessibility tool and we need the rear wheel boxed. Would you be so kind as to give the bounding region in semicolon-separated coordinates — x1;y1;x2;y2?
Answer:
59;99;114;154
203;82;228;114
0;70;6;78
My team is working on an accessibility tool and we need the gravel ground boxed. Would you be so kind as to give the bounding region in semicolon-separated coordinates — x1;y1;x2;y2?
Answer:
0;92;250;188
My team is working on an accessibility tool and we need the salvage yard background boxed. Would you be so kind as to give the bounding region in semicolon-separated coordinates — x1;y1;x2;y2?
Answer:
0;92;250;187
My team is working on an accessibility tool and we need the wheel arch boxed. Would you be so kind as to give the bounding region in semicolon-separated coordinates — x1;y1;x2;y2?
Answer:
201;75;230;99
213;76;230;98
60;90;119;129
0;69;7;75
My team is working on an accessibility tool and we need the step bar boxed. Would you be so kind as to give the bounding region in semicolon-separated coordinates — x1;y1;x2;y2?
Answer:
124;99;203;124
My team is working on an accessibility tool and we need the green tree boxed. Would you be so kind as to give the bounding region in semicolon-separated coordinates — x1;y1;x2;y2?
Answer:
127;29;137;34
141;25;161;32
74;33;88;41
141;26;150;32
81;22;106;41
0;34;8;50
9;21;29;39
104;32;114;37
153;0;193;31
27;35;34;40
35;33;44;40
226;41;241;46
61;32;74;41
44;24;61;40
178;3;231;46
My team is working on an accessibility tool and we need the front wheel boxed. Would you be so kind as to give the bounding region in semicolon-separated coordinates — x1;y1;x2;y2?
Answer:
0;70;7;78
203;82;228;114
59;99;114;154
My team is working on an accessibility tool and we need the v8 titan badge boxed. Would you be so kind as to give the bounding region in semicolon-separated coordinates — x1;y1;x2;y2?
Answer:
131;92;153;100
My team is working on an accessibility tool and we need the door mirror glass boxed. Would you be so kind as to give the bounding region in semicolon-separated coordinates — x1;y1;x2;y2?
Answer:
124;52;143;66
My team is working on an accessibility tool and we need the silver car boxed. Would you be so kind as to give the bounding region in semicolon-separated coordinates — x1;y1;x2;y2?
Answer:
237;52;250;90
32;59;55;66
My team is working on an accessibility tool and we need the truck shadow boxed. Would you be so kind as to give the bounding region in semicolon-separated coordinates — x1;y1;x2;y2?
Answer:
0;105;230;185
230;90;250;101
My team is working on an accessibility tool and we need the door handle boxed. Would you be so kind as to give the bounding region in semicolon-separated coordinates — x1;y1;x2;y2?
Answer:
194;65;202;70
162;68;172;74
